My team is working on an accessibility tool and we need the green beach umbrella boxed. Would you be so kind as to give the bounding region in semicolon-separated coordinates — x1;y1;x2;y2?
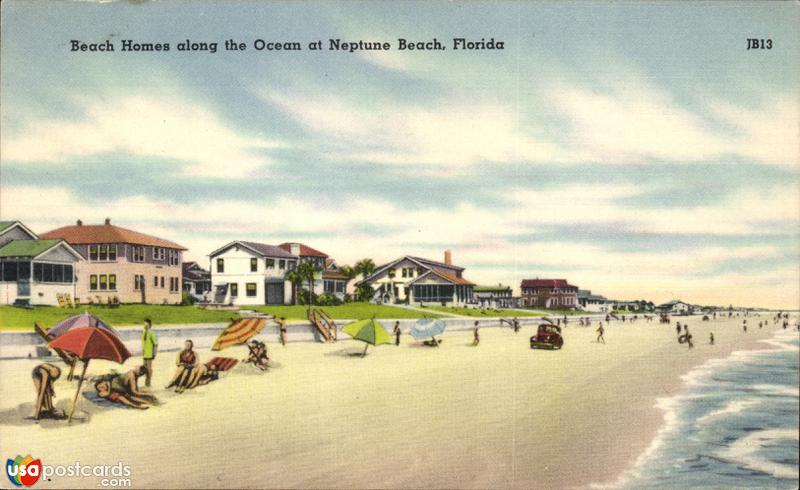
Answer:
342;318;392;357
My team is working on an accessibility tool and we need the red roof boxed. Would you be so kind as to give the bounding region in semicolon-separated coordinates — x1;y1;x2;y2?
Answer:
277;242;328;258
41;223;186;250
430;268;475;286
520;279;575;289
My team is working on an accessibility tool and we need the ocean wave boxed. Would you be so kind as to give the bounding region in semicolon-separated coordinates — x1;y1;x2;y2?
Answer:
720;429;800;480
694;398;762;426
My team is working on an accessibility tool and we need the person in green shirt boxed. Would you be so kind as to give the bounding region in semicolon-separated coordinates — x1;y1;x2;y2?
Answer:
141;318;158;387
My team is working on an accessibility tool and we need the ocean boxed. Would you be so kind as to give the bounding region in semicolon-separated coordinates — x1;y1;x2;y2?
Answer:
622;329;800;489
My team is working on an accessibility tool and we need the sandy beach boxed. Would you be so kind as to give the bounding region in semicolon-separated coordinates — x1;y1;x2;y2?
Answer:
0;314;794;489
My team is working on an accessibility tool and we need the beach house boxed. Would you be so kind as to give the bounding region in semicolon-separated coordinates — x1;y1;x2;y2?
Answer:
0;221;83;306
277;242;347;300
182;261;212;301
474;284;515;308
577;290;610;312
41;219;186;304
520;278;579;309
208;240;298;305
357;250;475;306
657;300;693;316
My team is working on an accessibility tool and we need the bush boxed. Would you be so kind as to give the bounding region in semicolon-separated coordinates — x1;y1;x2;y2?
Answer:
316;293;342;306
181;291;196;306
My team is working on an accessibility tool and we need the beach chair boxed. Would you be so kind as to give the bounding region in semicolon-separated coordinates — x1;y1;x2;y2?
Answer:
74;297;81;308
56;293;65;308
65;295;74;308
34;322;78;380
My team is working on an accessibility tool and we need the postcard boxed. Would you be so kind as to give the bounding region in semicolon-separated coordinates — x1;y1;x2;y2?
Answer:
0;1;798;489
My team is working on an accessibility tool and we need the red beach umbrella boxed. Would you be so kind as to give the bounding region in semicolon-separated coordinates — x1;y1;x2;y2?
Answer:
49;327;131;422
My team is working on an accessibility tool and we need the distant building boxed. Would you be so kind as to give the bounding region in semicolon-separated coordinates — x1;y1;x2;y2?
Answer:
474;284;515;308
357;250;474;306
321;258;348;301
657;300;692;315
0;221;83;306
208;240;298;305
610;300;656;313
577;289;610;313
41;219;186;304
182;261;211;301
520;278;578;309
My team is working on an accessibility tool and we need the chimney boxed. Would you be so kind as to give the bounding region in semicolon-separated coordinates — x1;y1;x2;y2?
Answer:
444;249;452;266
76;219;83;226
290;243;300;256
104;217;111;225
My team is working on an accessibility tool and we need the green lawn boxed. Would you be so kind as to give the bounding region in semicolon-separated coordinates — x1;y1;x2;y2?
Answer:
422;305;545;318
0;305;241;330
250;303;446;321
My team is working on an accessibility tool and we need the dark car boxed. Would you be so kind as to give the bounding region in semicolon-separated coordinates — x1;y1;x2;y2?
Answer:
530;324;564;350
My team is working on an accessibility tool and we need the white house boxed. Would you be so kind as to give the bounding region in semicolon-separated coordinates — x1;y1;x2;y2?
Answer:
577;289;610;313
357;250;474;306
0;221;83;306
278;243;347;301
208;241;299;306
658;300;693;316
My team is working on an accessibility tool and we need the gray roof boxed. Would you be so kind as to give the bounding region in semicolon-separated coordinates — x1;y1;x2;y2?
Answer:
209;240;298;259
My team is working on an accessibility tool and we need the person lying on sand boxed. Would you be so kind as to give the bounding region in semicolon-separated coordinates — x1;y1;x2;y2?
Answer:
422;337;442;347
166;340;198;391
32;363;61;419
94;380;152;409
96;368;159;404
243;340;270;370
180;361;220;391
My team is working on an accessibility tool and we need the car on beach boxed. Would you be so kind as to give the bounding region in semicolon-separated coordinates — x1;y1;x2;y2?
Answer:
530;324;564;350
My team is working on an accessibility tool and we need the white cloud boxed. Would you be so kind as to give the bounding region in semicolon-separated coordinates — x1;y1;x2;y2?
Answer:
1;95;282;178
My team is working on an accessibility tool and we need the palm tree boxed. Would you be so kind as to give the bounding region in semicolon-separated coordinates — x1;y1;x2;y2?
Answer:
339;265;358;301
285;269;302;305
354;258;377;302
296;261;321;313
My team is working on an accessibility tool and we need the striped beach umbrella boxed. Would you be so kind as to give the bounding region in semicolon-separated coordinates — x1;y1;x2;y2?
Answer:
409;318;446;339
212;318;267;351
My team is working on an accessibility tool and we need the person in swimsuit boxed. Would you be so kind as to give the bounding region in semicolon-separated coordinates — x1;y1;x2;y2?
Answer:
32;363;61;419
166;340;198;392
277;317;288;346
596;323;605;344
183;361;220;390
94;380;151;409
472;321;480;346
393;321;401;346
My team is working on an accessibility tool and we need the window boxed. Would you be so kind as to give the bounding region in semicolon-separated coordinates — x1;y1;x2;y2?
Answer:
160;277;165;288
154;276;159;287
109;274;117;290
288;261;296;271
99;275;108;290
250;258;258;272
134;274;144;291
265;258;275;269
43;264;53;282
216;258;225;273
246;283;257;297
90;275;98;290
279;259;286;270
109;245;117;261
336;282;345;293
53;264;63;282
230;283;238;296
99;245;108;261
402;268;408;278
132;246;145;262
89;245;98;261
168;250;179;266
169;277;178;292
154;247;166;261
32;261;72;283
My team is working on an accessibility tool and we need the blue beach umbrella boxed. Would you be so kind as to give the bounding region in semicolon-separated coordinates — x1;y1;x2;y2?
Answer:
410;318;446;340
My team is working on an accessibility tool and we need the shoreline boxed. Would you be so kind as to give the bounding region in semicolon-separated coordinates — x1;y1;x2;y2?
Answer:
587;323;799;490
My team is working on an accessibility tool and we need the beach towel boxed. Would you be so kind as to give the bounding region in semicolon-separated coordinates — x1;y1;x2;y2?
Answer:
82;391;133;409
208;357;238;371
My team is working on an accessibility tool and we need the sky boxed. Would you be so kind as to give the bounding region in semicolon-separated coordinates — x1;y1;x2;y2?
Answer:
1;1;798;309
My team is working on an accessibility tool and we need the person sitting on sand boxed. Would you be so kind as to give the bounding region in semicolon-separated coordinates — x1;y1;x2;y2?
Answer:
166;340;198;391
243;340;270;370
596;323;605;344
422;337;442;347
32;363;61;419
182;361;220;390
94;380;152;409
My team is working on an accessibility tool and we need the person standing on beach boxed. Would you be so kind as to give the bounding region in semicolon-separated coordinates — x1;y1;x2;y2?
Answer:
596;323;605;343
743;320;747;333
393;321;401;346
709;332;715;345
277;317;288;346
472;321;480;346
676;322;682;336
513;317;520;333
141;318;157;387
